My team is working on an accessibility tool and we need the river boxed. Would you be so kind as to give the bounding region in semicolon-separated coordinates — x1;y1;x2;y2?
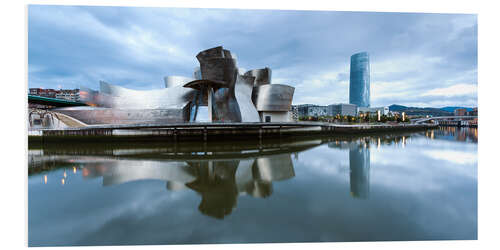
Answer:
27;127;477;246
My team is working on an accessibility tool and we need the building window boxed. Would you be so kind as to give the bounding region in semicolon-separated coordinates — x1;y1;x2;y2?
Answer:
265;116;271;122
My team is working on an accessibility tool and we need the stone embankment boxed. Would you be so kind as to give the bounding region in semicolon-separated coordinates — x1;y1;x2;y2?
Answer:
29;122;437;143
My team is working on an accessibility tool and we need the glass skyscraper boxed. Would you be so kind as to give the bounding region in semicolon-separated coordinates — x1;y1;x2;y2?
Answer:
349;52;370;107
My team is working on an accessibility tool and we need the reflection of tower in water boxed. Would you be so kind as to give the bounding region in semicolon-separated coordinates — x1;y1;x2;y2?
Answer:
349;144;370;199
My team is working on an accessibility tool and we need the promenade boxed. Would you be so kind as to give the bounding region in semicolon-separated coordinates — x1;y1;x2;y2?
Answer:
29;122;437;143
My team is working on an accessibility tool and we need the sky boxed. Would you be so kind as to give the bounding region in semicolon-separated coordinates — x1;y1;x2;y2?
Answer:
28;5;477;108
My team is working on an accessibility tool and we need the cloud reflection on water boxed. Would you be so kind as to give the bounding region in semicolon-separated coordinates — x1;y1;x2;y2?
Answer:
28;128;477;245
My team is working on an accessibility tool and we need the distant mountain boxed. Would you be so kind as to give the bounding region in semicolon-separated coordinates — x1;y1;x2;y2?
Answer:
388;104;407;111
388;104;452;116
440;106;473;113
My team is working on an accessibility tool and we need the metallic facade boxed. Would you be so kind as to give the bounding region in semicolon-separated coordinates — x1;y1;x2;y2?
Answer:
52;106;187;125
186;46;246;122
244;67;272;86
51;45;295;125
55;81;195;125
164;76;194;88
99;81;196;109
234;74;261;122
186;46;264;123
252;84;294;112
349;52;370;107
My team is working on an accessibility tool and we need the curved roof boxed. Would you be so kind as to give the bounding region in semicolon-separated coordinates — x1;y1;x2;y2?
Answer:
164;76;195;88
252;84;295;112
183;79;229;90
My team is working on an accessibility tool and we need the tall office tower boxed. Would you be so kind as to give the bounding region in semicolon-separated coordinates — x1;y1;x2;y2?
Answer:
349;52;370;107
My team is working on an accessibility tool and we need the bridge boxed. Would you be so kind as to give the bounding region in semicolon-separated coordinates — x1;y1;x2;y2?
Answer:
28;95;88;107
413;116;478;126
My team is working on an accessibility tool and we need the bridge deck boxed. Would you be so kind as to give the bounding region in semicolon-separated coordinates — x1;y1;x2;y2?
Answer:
413;116;477;124
28;95;88;107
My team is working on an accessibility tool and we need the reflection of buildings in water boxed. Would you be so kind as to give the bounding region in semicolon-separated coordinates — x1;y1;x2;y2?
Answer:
327;139;371;199
327;134;410;150
81;161;196;187
185;160;239;219
79;153;295;219
349;145;370;199
427;127;478;142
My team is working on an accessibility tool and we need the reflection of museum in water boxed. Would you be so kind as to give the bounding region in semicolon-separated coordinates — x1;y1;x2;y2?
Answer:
28;134;409;218
84;154;295;219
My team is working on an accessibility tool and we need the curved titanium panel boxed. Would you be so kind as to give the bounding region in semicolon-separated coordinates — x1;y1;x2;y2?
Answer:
196;46;225;61
52;106;188;125
196;46;238;87
234;74;260;122
223;49;233;59
199;57;238;86
212;86;241;122
192;46;253;122
349;52;370;107
244;67;272;86
252;84;295;112
99;81;196;110
193;67;202;80
164;76;194;88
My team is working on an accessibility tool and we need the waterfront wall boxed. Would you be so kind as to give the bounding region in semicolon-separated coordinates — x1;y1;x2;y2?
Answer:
29;122;437;143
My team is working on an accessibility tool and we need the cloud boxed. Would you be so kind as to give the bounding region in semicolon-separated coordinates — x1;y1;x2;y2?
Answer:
421;83;477;97
422;149;477;165
28;6;477;107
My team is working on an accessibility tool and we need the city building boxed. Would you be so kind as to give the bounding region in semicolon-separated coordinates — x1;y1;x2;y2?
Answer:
308;106;327;117
349;52;370;107
296;103;357;117
466;107;478;116
454;108;467;116
327;103;357;116
296;104;327;117
55;89;80;102
29;88;80;101
29;88;58;98
290;105;299;121
358;106;389;116
296;104;315;117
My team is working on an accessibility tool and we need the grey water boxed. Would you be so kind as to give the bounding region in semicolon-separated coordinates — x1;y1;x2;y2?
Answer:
27;127;477;246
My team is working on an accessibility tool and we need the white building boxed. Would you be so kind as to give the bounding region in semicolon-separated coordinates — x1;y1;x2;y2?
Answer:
357;106;389;116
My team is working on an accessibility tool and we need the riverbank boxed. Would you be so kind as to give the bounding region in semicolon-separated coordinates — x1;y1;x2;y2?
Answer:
28;122;437;143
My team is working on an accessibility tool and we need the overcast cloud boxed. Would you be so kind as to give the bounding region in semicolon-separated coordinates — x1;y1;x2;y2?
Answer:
28;5;477;107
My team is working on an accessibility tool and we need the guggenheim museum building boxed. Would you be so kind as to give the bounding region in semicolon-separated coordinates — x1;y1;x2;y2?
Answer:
54;46;295;125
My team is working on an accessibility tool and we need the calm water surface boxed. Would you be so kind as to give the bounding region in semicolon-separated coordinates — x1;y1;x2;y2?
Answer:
28;127;477;246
